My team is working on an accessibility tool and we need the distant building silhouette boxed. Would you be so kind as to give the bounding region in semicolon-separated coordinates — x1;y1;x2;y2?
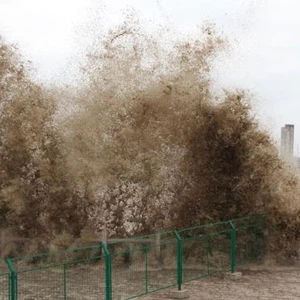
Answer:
281;124;294;163
295;156;300;171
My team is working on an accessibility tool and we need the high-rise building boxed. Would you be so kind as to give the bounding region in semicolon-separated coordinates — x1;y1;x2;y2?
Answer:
281;124;294;162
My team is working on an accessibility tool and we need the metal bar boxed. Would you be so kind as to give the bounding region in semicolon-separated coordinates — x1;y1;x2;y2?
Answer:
254;223;259;261
145;247;148;294
177;221;229;233
102;242;112;300
205;235;210;276
8;273;11;300
63;264;67;300
229;220;236;273
11;243;103;261
5;258;17;300
174;230;183;290
15;274;18;300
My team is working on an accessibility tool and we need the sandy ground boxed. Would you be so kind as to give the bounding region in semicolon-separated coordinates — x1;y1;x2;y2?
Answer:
2;264;300;299
143;266;300;300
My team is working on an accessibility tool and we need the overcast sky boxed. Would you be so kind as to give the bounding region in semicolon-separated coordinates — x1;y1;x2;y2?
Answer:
0;0;300;149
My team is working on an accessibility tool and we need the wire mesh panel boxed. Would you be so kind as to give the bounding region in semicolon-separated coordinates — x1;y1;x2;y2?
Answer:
179;221;231;281
17;267;64;300
236;226;258;265
147;240;177;293
0;260;10;300
65;257;106;300
232;216;266;266
0;273;9;300
206;231;231;275
11;244;107;300
12;253;69;300
109;231;176;300
181;236;209;282
111;247;146;300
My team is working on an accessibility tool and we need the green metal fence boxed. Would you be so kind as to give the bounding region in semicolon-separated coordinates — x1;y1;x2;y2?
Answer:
0;215;265;300
178;221;232;282
0;260;10;300
5;244;107;300
107;231;178;299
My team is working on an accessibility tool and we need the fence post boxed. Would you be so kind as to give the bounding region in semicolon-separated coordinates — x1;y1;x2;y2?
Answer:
253;215;262;261
102;242;112;300
5;258;17;300
174;230;183;291
205;235;210;276
229;220;236;273
143;245;149;294
63;264;67;300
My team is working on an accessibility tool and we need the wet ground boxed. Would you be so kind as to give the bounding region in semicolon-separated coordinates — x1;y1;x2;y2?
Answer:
2;264;300;299
143;266;300;300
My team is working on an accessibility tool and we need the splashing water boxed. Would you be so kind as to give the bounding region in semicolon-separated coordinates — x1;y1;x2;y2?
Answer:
0;16;300;261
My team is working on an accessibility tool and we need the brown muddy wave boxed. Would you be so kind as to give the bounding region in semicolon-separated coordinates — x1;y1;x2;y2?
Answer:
0;19;300;261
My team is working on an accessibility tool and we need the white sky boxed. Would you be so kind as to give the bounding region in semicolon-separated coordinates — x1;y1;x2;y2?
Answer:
0;0;300;148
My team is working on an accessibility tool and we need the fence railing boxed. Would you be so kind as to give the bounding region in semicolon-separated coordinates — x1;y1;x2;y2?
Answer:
0;215;265;300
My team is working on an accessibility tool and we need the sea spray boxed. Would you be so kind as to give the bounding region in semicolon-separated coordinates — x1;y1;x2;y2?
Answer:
0;18;300;261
